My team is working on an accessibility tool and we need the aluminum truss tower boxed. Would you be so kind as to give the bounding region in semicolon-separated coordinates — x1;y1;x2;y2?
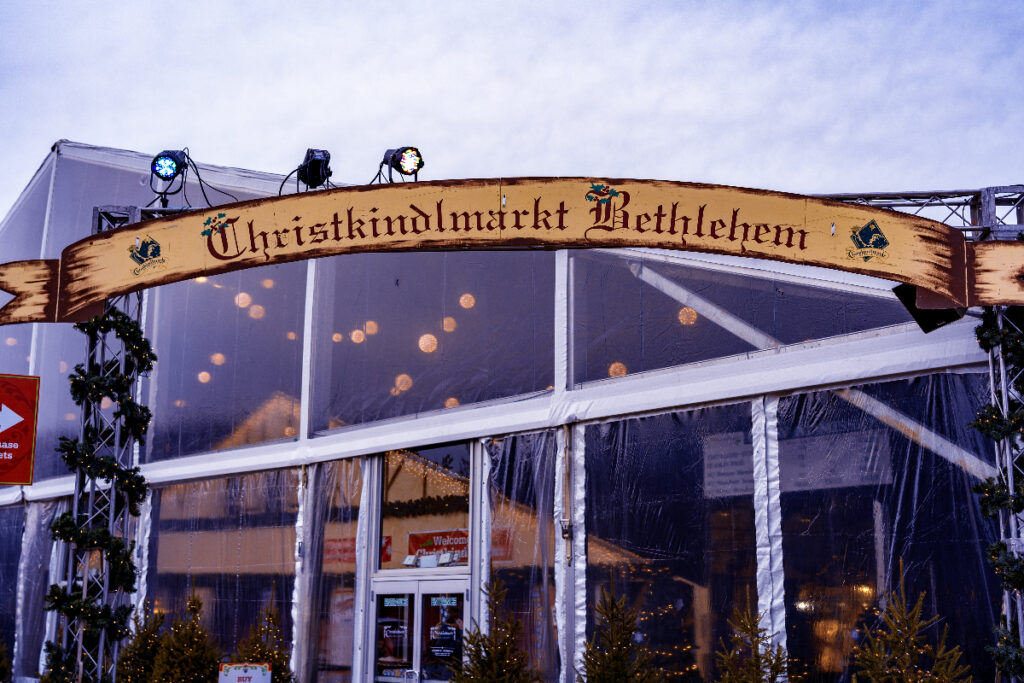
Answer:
56;206;179;683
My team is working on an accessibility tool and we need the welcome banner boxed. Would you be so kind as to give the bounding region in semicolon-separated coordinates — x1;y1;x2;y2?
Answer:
0;177;1021;326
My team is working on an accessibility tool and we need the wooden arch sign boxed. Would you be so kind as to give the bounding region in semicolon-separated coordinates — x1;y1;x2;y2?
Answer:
1;177;1022;326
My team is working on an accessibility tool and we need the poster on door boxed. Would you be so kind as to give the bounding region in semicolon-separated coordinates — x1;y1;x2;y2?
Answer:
374;594;414;681
421;593;464;680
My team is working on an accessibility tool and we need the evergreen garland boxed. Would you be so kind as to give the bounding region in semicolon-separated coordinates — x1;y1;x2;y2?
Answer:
39;642;77;683
577;587;660;683
452;579;541;683
40;308;156;682
151;594;222;683
115;604;166;683
969;305;1024;673
231;605;295;683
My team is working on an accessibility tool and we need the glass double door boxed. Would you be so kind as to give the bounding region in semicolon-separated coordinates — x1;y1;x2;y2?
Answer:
371;578;469;682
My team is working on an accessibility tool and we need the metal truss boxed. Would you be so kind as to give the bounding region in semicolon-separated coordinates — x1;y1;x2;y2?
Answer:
56;206;182;682
820;185;1024;240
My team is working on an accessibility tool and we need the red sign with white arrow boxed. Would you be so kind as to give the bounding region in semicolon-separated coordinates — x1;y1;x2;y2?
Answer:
0;374;40;485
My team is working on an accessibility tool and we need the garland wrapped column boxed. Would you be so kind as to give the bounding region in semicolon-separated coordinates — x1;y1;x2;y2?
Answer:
42;300;155;683
972;306;1024;677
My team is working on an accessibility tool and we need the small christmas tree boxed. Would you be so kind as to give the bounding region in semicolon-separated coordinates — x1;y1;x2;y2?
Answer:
853;561;971;682
151;594;222;683
714;600;790;683
116;604;166;683
452;578;541;683
577;587;660;683
232;605;295;683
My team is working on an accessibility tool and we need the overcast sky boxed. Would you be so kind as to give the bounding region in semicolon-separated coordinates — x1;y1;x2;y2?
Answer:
0;1;1021;219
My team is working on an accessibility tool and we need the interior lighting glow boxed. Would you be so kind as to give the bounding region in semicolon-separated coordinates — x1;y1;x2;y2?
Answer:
195;276;208;283
331;332;344;343
351;330;366;343
59;361;68;373
608;362;628;378
459;293;476;309
210;353;226;366
234;292;252;308
390;387;401;396
173;399;187;408
418;334;438;353
365;320;379;335
198;371;212;384
795;601;812;612
287;331;298;340
64;413;77;421
677;307;698;325
444;397;460;408
261;278;275;289
442;316;457;332
4;337;16;346
395;373;413;391
284;426;297;437
248;305;266;319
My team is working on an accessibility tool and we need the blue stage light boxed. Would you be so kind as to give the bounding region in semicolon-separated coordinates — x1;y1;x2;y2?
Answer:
151;150;187;181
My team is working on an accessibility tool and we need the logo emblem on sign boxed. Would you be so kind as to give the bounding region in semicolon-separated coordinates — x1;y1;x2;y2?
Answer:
848;220;890;262
128;235;167;275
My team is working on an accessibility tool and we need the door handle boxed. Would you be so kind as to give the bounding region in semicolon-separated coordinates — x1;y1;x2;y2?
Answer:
404;669;419;682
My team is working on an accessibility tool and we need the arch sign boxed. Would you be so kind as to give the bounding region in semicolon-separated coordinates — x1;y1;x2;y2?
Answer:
1;177;1022;326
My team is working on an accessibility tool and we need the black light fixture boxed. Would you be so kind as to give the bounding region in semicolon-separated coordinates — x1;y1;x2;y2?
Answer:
371;146;425;184
151;150;188;182
297;148;333;189
279;148;333;195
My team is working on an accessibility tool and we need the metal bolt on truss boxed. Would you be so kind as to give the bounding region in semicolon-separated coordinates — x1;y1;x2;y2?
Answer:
55;206;180;682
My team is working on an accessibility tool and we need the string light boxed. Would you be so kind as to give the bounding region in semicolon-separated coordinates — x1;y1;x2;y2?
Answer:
608;362;628;378
194;276;208;284
248;305;265;320
677;307;698;325
459;293;476;309
365;320;379;335
419;333;438;353
261;278;274;289
443;316;457;332
197;371;211;384
286;331;297;340
351;330;366;343
234;292;251;308
332;332;343;342
445;397;460;408
210;353;226;366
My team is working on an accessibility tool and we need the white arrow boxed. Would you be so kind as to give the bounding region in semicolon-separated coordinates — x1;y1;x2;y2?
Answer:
0;403;24;434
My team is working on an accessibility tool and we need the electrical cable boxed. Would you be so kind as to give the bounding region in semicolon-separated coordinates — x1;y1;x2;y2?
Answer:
187;156;239;206
278;168;298;196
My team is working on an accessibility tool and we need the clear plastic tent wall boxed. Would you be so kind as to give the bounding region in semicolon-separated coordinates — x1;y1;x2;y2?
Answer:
146;469;299;655
487;432;560;680
0;141;1005;682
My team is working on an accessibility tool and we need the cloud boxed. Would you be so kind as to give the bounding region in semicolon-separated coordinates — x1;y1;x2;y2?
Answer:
0;1;1021;219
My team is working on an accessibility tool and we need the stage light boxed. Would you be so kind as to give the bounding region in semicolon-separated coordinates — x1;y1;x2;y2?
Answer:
297;148;332;189
372;146;425;183
151;150;187;181
386;147;424;176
